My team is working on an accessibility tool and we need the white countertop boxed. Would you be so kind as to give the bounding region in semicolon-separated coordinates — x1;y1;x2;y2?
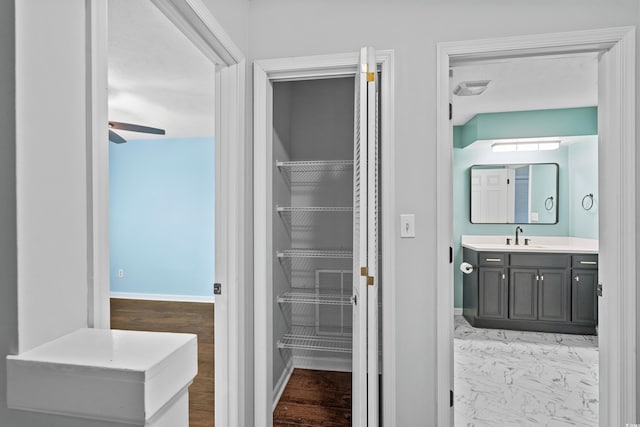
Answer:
461;235;598;254
8;328;196;380
7;328;198;424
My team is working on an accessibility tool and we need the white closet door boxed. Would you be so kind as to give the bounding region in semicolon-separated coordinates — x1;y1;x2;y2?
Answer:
352;46;369;427
365;46;379;427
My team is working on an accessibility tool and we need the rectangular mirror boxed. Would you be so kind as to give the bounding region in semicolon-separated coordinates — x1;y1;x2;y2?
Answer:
470;163;558;224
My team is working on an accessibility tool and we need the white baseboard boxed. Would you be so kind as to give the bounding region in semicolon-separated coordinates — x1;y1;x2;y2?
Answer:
272;361;294;412
292;355;352;373
110;292;214;303
454;307;463;315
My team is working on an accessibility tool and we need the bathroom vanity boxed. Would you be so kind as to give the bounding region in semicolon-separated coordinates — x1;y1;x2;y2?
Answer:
461;236;598;335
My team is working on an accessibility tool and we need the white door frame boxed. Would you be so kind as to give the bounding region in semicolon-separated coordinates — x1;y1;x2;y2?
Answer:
86;1;246;425
436;27;636;426
253;50;396;427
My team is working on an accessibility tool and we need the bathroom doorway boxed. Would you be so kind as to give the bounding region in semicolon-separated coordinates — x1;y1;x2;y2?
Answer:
435;28;637;427
450;53;600;426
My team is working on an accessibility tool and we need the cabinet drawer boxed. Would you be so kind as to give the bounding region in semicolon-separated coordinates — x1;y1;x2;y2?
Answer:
510;253;569;268
572;254;598;269
478;253;506;266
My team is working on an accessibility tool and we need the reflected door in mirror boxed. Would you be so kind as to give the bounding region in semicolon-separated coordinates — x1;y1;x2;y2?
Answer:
470;163;558;224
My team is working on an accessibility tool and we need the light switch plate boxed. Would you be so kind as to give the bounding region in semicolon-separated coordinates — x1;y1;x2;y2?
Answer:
400;214;415;238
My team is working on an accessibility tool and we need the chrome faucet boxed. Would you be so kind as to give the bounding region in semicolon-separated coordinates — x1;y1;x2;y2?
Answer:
515;226;523;245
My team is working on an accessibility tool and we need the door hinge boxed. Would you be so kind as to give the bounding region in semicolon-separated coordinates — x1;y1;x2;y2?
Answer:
361;267;368;276
449;246;453;264
367;71;375;82
213;283;222;295
367;276;374;286
450;390;454;407
449;103;452;121
507;178;510;184
597;283;603;297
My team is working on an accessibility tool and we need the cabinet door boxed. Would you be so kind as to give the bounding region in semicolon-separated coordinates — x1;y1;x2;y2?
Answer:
509;268;538;320
572;269;598;324
537;268;570;322
478;267;507;319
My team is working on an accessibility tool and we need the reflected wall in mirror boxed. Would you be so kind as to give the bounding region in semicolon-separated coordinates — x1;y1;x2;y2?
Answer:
470;163;558;224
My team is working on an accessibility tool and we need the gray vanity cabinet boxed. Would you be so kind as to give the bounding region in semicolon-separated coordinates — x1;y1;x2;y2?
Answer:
537;268;570;322
572;269;597;324
509;253;570;323
509;268;570;322
478;267;507;319
571;255;598;324
463;249;596;334
474;252;507;319
509;269;538;320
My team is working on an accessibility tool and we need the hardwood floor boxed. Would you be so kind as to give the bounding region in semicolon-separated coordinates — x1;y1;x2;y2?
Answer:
110;298;214;427
273;369;352;427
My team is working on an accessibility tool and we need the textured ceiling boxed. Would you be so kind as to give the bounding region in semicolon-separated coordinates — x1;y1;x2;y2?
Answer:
108;0;215;141
452;53;598;126
108;1;598;136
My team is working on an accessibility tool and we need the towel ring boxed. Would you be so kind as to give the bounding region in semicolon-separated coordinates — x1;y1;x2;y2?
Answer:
544;196;554;211
582;193;594;211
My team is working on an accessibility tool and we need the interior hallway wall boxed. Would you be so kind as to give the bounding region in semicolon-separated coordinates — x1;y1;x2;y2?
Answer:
1;0;137;425
248;1;640;424
202;0;249;56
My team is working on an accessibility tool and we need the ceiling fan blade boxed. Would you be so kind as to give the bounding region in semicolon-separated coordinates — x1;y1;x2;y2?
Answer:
109;121;166;135
109;129;127;144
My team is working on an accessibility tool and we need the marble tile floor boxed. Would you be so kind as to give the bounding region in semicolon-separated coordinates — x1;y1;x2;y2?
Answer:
454;315;598;427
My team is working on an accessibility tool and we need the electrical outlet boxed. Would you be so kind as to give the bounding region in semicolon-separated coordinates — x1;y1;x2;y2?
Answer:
117;269;124;278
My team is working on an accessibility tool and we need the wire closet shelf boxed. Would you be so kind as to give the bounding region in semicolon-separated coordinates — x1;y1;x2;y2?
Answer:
276;159;354;172
278;327;352;354
276;206;353;213
278;289;354;306
277;249;353;259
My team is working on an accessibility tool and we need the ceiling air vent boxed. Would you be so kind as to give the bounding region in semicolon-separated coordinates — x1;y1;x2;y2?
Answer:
453;80;491;96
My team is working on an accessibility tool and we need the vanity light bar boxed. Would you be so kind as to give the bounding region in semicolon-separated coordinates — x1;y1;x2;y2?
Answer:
491;138;561;153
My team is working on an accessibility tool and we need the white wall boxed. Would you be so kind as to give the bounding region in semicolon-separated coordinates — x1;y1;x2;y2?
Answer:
637;1;640;410
0;0;19;421
15;0;89;353
249;1;639;424
272;82;292;390
201;0;249;56
2;4;129;427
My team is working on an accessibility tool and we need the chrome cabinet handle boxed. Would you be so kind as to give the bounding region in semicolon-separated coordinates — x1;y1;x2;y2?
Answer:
540;275;544;281
485;258;502;262
575;275;580;283
502;273;505;280
579;261;597;265
536;275;539;281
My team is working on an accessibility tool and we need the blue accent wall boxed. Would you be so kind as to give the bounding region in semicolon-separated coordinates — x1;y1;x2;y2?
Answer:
529;164;559;224
109;137;215;297
569;137;599;239
455;107;598;148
